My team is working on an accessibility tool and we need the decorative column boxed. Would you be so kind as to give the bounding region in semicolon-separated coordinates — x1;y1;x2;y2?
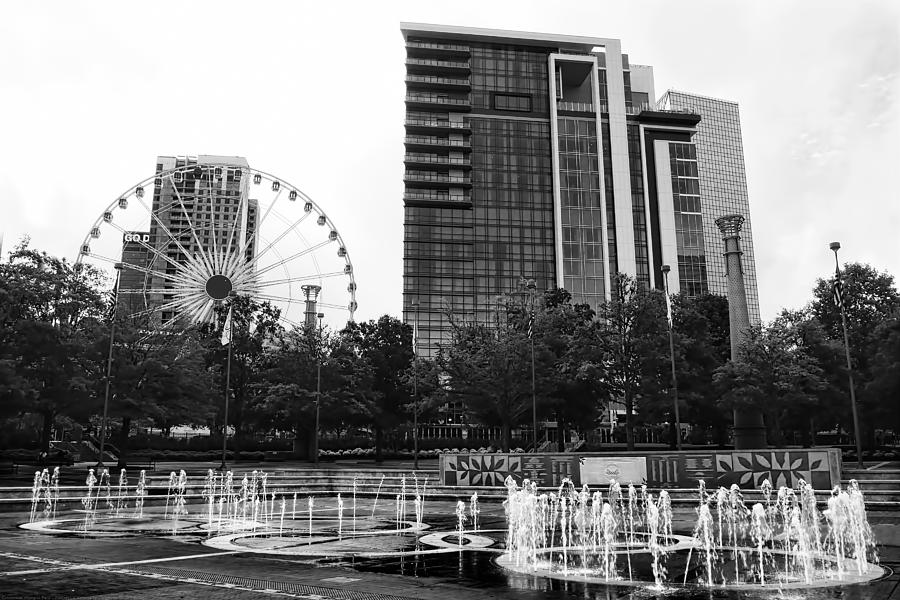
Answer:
301;285;322;328
715;214;767;449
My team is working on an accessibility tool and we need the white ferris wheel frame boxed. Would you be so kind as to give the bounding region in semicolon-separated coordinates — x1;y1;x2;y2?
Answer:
75;165;358;331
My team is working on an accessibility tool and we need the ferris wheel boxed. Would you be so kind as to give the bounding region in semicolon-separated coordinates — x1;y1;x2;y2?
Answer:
76;159;357;330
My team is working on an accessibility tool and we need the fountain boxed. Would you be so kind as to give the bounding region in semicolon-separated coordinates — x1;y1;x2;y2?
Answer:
498;476;882;590
15;465;887;598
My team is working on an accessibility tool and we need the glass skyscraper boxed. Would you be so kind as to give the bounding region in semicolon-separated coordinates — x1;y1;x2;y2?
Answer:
660;91;762;324
402;25;761;355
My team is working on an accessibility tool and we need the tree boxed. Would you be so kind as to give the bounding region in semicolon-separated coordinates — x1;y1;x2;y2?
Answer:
200;295;282;448
863;316;900;437
713;313;828;445
0;242;106;451
88;316;216;466
340;316;412;460
439;318;552;452
670;293;731;444
540;288;604;451
810;263;900;445
251;325;375;459
593;274;669;450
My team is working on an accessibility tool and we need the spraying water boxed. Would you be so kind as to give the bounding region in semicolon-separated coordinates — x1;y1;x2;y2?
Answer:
133;471;147;519
371;474;385;518
455;500;467;547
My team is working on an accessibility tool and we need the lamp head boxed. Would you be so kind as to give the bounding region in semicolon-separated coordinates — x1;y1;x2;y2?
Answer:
829;242;841;252
661;264;671;274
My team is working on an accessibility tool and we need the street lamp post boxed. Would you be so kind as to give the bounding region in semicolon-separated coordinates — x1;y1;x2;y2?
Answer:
219;294;237;472
412;299;419;470
660;265;683;451
520;277;538;451
830;242;864;469
314;312;324;465
97;263;123;468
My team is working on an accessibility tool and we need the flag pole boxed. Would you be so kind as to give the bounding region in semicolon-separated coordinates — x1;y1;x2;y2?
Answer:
830;242;863;469
97;263;122;468
220;305;233;471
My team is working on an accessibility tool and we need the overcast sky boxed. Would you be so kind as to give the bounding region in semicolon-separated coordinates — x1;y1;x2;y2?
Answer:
1;0;898;324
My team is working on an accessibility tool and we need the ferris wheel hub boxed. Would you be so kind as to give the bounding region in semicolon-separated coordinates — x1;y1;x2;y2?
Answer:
205;274;233;300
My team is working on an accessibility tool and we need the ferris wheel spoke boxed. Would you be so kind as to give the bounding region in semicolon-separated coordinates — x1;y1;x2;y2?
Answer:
232;211;314;277
117;288;191;295
253;293;299;304
249;239;336;280
166;174;216;277
160;227;218;284
126;297;189;320
278;315;303;330
138;314;185;342
134;190;210;282
200;170;222;272
101;220;193;277
252;271;348;289
317;302;350;311
222;184;248;275
255;184;283;236
87;253;197;288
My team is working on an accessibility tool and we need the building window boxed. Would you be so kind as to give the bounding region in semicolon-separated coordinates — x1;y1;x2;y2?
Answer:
492;93;532;112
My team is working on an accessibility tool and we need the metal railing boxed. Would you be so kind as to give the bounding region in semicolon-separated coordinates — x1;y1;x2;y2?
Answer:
406;41;470;52
406;75;471;87
406;94;470;106
404;192;452;201
404;172;472;184
557;100;594;112
406;58;470;69
405;119;470;129
404;136;471;148
404;154;470;165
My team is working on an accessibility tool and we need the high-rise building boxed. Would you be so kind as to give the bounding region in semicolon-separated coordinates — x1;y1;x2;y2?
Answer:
401;24;761;355
118;155;259;323
659;91;761;324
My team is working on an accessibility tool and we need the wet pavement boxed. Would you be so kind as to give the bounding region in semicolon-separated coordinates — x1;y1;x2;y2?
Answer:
0;499;895;599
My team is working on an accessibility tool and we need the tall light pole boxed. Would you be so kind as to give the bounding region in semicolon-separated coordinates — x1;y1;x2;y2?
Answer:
97;262;122;468
219;294;236;472
519;277;538;451
314;312;324;465
830;242;863;469
660;265;683;451
411;299;419;470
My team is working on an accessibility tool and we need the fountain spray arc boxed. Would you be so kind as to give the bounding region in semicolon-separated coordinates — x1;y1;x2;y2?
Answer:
715;214;766;449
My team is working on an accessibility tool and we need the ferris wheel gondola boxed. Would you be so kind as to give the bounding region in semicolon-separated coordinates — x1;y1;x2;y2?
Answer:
76;162;357;331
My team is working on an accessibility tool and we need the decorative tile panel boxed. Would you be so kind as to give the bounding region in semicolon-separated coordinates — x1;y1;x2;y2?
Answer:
439;449;841;490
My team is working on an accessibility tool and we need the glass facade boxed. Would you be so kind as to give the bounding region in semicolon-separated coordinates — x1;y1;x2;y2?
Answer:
557;117;605;304
628;124;650;287
662;92;761;323
669;142;708;296
471;117;555;321
402;26;763;355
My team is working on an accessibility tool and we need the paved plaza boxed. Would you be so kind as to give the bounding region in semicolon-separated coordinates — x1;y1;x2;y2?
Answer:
0;461;896;599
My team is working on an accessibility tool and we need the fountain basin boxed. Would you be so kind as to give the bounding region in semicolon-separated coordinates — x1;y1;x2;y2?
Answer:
496;544;888;590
